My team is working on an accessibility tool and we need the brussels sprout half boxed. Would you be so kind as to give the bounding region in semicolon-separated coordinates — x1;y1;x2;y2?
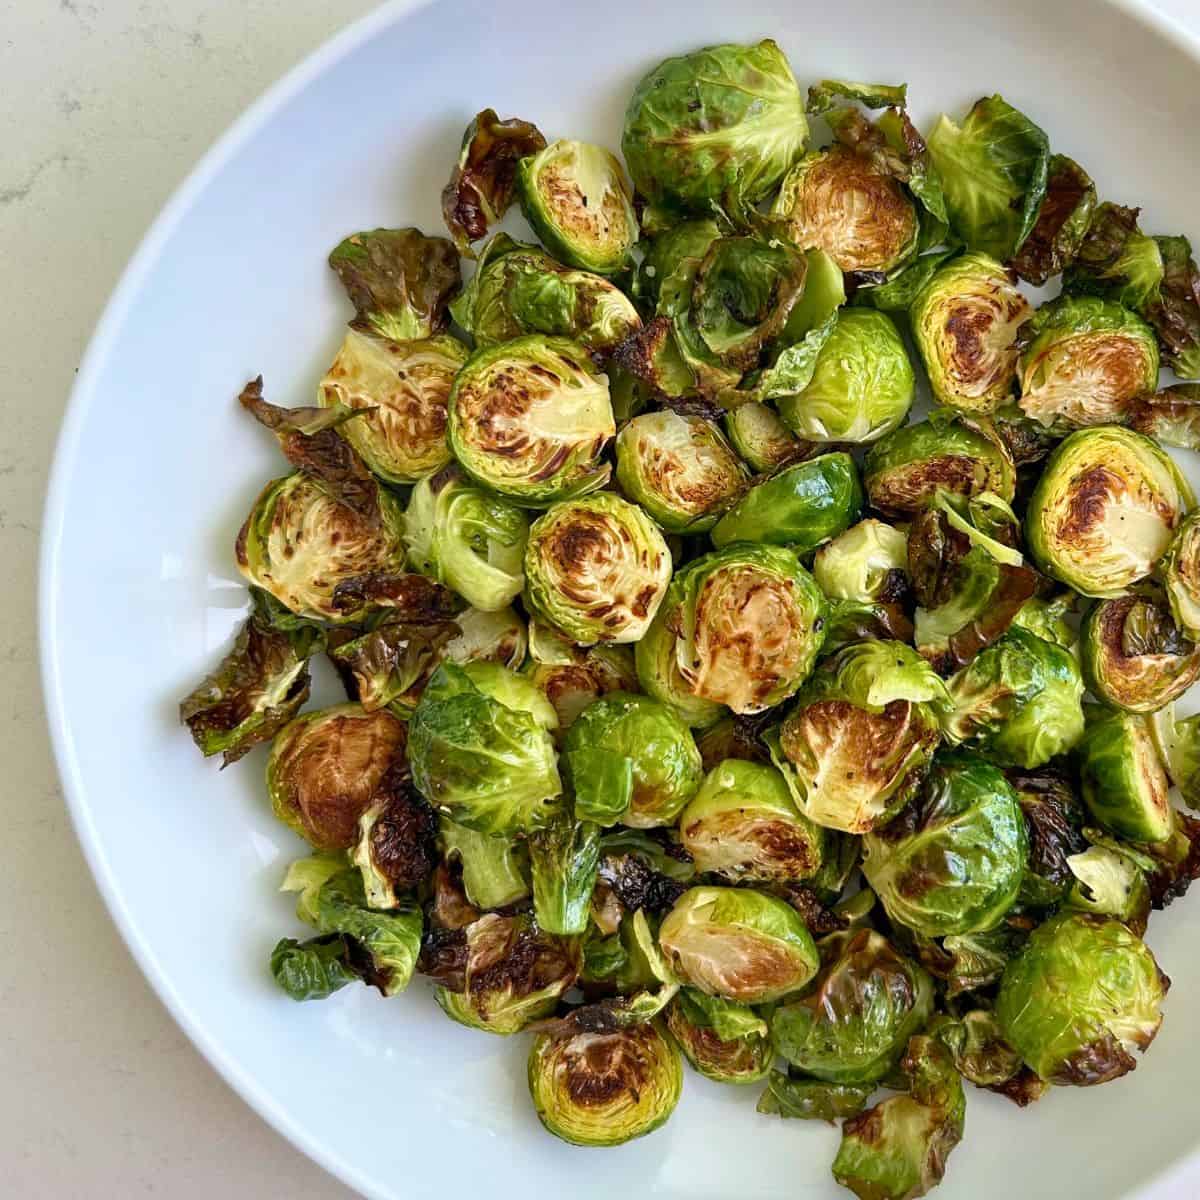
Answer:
910;253;1033;414
996;913;1166;1086
1081;594;1200;714
523;493;672;645
771;929;934;1085
1017;297;1159;431
666;990;773;1085
723;401;804;473
862;751;1028;938
615;410;748;534
659;885;819;1004
1162;510;1200;642
812;519;908;603
1025;427;1193;598
516;139;637;275
448;335;615;506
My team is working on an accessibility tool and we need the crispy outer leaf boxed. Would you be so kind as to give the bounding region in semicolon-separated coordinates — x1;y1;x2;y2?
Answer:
329;569;459;618
1063;202;1164;310
330;616;459;711
1128;384;1200;451
269;934;360;1001
1146;235;1200;379
807;79;908;114
757;1071;872;1122
1010;154;1096;286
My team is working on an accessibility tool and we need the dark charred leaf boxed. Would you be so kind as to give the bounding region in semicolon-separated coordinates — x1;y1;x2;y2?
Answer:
779;884;850;935
1149;812;1200;909
361;762;440;893
1063;201;1163;309
986;1065;1048;1107
1128;384;1200;451
426;862;481;933
1010;155;1096;285
330;616;459;711
418;923;469;991
1007;766;1088;906
1145;235;1200;378
696;712;773;773
597;853;688;916
330;570;459;618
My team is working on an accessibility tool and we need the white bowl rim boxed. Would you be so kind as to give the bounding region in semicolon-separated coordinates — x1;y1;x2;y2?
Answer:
36;2;1200;1197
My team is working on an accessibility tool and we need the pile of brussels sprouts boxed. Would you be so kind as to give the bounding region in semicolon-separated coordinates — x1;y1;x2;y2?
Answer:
181;37;1200;1200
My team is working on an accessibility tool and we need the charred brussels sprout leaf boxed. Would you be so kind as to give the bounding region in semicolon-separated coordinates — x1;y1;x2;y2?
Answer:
1008;767;1088;908
926;94;1049;261
270;934;360;1002
1064;202;1164;311
666;989;773;1084
1147;234;1200;379
1129;384;1200;453
996;913;1166;1086
439;816;529;910
523;493;672;645
724;401;805;472
448;336;615;506
621;39;807;215
516;139;637;275
529;816;601;936
441;109;547;255
443;605;527;670
1010;155;1096;286
1017;297;1158;432
924;922;1029;998
807;79;908;113
771;929;934;1085
711;452;863;552
327;227;461;341
330;616;460;714
813;519;909;604
564;692;703;828
863;751;1028;938
1025;427;1193;598
1081;594;1200;713
528;1020;682;1146
350;766;438;907
910;253;1032;414
408;662;562;837
757;1072;873;1123
934;1010;1021;1087
659;885;819;1004
615;410;747;534
522;619;637;731
1163;510;1200;641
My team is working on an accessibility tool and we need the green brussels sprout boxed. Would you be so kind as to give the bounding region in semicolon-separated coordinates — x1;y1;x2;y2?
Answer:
267;704;407;850
756;1072;873;1123
440;109;546;255
1007;767;1089;909
1076;705;1173;844
938;626;1086;769
996;912;1166;1085
1081;594;1200;713
832;1034;965;1200
564;692;703;828
408;662;562;837
679;759;824;883
621;39;806;215
448;335;615;506
711;452;863;552
528;1020;682;1146
926;94;1049;261
933;1009;1022;1087
1064;201;1165;311
723;401;804;472
317;330;468;484
402;466;528;613
659;885;819;1004
1162;510;1200;642
771;929;934;1085
773;641;948;835
439;816;529;910
864;409;1016;516
327;226;460;340
773;310;914;443
666;989;773;1085
812;518;908;603
772;148;919;273
641;544;826;716
523;493;671;645
436;912;580;1034
1130;384;1200;454
1063;843;1151;932
529;817;601;936
615;411;747;534
444;605;527;671
910;252;1033;414
1010;154;1097;286
862;751;1028;938
450;234;641;355
1017;297;1159;431
1026;426;1193;598
516;139;637;275
1010;591;1077;650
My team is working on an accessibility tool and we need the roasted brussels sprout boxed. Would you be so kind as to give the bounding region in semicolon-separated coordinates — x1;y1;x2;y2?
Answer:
1162;510;1200;642
938;626;1086;769
516;139;637;275
1010;591;1076;649
659;885;819;1004
317;330;467;484
1081;594;1200;713
666;989;773;1084
267;704;406;850
1076;705;1173;844
679;759;824;883
910;253;1032;414
622;39;806;215
1017;297;1158;431
1007;767;1088;908
863;751;1027;937
711;452;862;552
1064;201;1164;311
448;336;615;506
523;493;671;645
772;641;947;834
1026;427;1193;598
639;544;826;716
774;310;914;443
521;619;637;731
528;1020;682;1146
932;1009;1021;1087
812;519;908;603
723;401;804;473
771;929;933;1085
864;409;1016;516
563;692;703;828
408;663;562;836
1010;154;1097;286
439;816;529;910
529;817;601;936
996;913;1166;1085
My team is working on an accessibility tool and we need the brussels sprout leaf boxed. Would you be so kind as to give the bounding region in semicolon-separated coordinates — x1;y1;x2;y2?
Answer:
1129;384;1200;451
330;616;460;712
807;79;908;114
350;764;439;908
569;747;634;825
1063;202;1164;309
270;934;361;1001
529;817;601;935
329;569;458;619
1010;155;1096;285
1146;235;1200;378
757;1071;872;1122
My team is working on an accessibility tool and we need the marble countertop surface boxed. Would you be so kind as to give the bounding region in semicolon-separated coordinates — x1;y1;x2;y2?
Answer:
4;1;1198;1195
